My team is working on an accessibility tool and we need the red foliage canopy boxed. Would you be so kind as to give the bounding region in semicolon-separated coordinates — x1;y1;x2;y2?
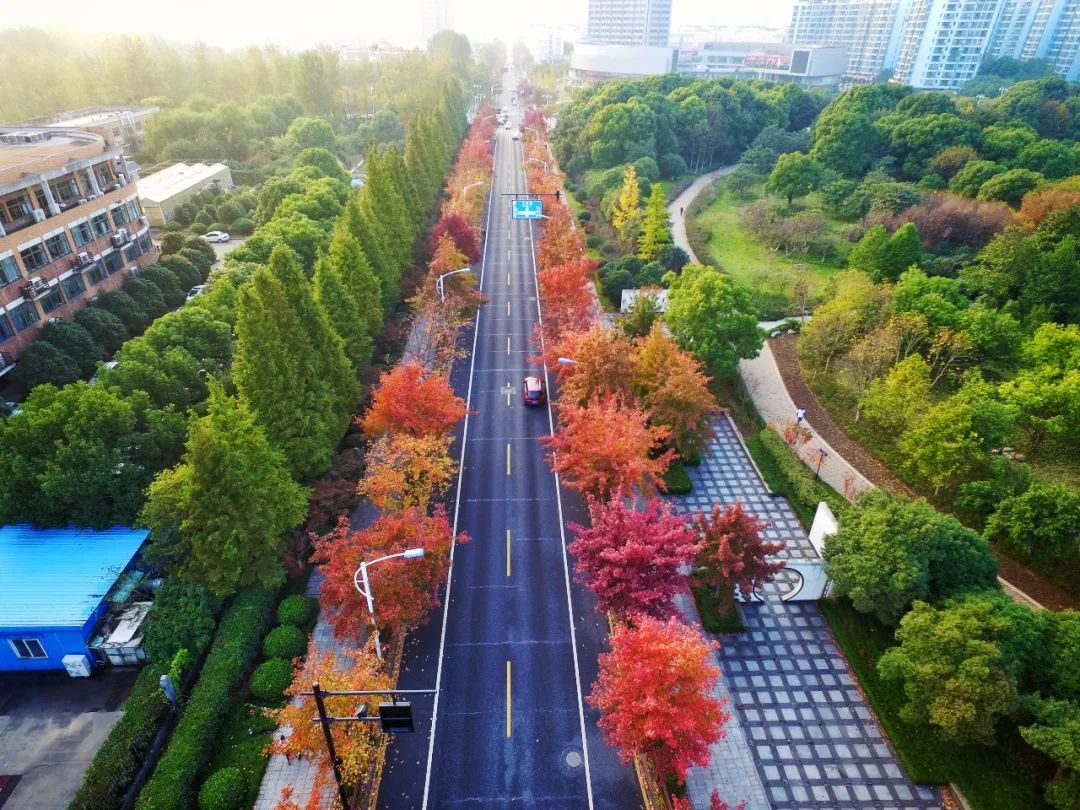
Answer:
694;501;786;604
588;616;728;783
360;362;467;439
537;258;597;339
429;212;481;264
875;192;1014;252
312;507;466;639
540;394;673;500
569;496;700;620
537;203;585;271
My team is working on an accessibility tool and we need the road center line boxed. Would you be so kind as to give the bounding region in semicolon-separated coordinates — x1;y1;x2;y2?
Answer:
507;336;511;355
506;442;511;476
506;529;511;577
506;660;512;738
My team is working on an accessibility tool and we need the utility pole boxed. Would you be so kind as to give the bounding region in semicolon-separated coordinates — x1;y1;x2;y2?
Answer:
312;681;351;810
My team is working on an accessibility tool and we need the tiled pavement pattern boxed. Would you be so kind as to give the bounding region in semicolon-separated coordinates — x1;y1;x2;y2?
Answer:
675;416;942;809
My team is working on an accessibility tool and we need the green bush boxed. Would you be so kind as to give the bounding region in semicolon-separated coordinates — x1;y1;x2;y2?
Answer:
585;234;602;249
230;217;255;235
197;767;245;810
753;428;848;523
662;459;692;494
190;222;208;236
276;594;316;627
68;665;171;810
262;625;307;660
163;220;183;233
249;658;291;705
135;587;275;810
143;579;218;664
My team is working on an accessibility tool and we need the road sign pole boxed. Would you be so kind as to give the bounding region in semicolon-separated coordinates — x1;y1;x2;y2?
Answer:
312;681;351;810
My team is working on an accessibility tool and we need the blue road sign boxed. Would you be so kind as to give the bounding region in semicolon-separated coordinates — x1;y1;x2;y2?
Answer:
511;198;543;220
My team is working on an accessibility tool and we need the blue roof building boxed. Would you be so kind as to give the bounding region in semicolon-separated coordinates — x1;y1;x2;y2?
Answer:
0;525;148;672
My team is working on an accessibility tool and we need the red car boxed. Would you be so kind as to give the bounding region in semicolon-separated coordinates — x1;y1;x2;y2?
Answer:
522;376;546;406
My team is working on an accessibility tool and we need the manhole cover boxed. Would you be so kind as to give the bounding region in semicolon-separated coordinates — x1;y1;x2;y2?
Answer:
565;751;582;768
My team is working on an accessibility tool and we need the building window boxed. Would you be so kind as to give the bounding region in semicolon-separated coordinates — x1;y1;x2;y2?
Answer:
111;205;131;228
123;242;142;263
45;232;72;262
8;301;39;332
0;313;14;341
51;177;79;203
85;262;106;286
8;638;47;659
19;242;48;272
40;287;65;314
127;199;142;221
71;221;93;247
103;251;124;275
4;198;29;221
138;232;152;253
62;274;86;300
0;255;20;287
91;213;110;238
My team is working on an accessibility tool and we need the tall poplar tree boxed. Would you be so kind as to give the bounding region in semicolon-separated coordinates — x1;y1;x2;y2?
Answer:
314;254;373;374
638;184;673;261
328;223;383;339
141;382;308;598
405;118;435;212
342;196;394;310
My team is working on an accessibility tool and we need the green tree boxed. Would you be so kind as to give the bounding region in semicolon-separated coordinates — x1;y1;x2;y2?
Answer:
859;354;933;437
823;490;998;625
949;160;1006;198
106;341;205;411
95;290;149;334
878;595;1025;744
1016;139;1078;181
12;341;81;390
985;482;1080;564
142;382;307;598
141;308;234;374
141;579;218;663
140;266;186;309
637;184;672;261
848;223;922;282
999;323;1080;451
314;254;372;374
285;116;336;153
74;306;128;354
765;151;822;206
327;224;382;340
295;147;350;184
665;264;762;378
978;168;1044;207
1021;698;1080;810
341;196;394;311
889;113;982;178
38;321;104;378
611;164;642;244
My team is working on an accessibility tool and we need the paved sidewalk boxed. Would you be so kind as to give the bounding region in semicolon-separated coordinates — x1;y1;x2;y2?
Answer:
668;167;735;267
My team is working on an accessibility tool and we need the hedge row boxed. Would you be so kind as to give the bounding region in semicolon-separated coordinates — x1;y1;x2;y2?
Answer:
135;587;276;810
755;428;848;520
67;664;170;810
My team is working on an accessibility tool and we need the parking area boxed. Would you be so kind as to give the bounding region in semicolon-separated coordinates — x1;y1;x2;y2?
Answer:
0;668;138;809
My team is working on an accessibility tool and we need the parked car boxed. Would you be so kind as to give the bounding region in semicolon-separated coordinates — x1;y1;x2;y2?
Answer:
511;130;521;141
201;231;230;243
186;284;206;302
522;376;546;406
89;360;119;385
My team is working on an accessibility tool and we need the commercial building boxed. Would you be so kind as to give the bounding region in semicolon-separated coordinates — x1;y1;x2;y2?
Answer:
586;0;672;47
0;128;154;373
137;162;234;227
4;106;158;151
677;42;849;87
421;0;455;43
0;525;150;674
788;0;1080;87
570;43;678;79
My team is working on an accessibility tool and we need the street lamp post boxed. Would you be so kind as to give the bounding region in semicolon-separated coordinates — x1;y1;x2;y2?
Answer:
462;180;485;198
523;126;541;140
436;266;473;303
353;548;425;660
557;357;577;365
526;157;548;174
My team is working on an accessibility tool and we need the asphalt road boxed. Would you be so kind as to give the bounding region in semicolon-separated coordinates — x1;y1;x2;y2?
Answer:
377;78;642;810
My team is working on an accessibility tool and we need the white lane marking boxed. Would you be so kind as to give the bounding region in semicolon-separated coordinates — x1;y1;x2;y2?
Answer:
524;154;596;808
422;132;498;810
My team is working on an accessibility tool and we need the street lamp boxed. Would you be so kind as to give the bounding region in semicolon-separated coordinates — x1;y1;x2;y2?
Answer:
526;157;548;174
557;357;577;365
462;180;485;198
522;126;541;140
353;548;425;660
436;266;472;303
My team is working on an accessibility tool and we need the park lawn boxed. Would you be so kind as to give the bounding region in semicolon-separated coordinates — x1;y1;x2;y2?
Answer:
1027;438;1080;493
692;182;839;299
819;598;1052;810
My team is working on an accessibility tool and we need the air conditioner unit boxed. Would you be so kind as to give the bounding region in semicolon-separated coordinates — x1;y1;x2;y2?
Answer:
31;208;46;223
47;317;63;324
78;198;88;205
127;266;141;278
110;230;129;247
116;227;129;241
117;174;127;187
62;654;92;678
77;251;92;266
86;295;100;305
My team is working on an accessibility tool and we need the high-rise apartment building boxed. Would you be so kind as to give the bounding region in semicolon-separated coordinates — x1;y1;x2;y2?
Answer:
420;0;455;44
586;0;672;47
0;127;155;375
789;0;1080;87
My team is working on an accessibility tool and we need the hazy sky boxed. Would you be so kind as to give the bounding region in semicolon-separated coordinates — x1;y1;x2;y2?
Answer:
0;0;795;50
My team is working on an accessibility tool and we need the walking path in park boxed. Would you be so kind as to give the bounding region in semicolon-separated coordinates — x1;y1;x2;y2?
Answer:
670;418;941;810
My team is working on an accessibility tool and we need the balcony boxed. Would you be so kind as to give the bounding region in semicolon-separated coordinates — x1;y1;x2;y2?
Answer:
22;278;50;300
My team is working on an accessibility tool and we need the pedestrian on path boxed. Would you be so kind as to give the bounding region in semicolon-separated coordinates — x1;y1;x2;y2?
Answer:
680;206;684;216
795;407;806;424
281;734;292;765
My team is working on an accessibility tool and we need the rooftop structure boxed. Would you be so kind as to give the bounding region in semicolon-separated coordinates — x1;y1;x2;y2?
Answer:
137;162;233;227
677;41;849;87
569;42;678;79
4;106;158;150
586;0;672;47
0;525;149;673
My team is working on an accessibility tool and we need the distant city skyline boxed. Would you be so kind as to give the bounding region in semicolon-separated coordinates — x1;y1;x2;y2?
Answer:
0;0;797;50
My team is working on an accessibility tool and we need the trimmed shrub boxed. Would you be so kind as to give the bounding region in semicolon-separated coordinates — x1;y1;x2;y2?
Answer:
135;587;275;810
249;658;291;705
143;579;218;664
262;625;306;660
189;222;208;236
197;767;245;810
230;217;255;235
756;428;847;518
163;220;183;233
662;459;692;495
161;232;185;255
67;665;171;810
276;594;316;628
74;307;128;354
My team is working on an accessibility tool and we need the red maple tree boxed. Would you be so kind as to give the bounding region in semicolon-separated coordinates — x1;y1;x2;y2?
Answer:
540;394;674;500
537;257;597;338
693;501;786;606
569;496;699;620
429;212;481;263
553;326;638;404
588;616;728;783
312;507;466;640
360;362;466;439
537;204;585;271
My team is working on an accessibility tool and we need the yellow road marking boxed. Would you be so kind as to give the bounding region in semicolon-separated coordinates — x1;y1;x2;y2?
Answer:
506;660;512;737
506;529;511;577
506;442;511;476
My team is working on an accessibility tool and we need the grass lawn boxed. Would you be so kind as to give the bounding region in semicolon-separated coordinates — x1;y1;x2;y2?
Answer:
1027;437;1080;492
693;584;745;633
819;598;1052;810
691;182;840;302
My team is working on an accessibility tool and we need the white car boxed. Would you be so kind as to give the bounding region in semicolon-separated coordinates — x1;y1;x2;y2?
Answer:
511;131;521;141
186;284;206;302
202;231;230;243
